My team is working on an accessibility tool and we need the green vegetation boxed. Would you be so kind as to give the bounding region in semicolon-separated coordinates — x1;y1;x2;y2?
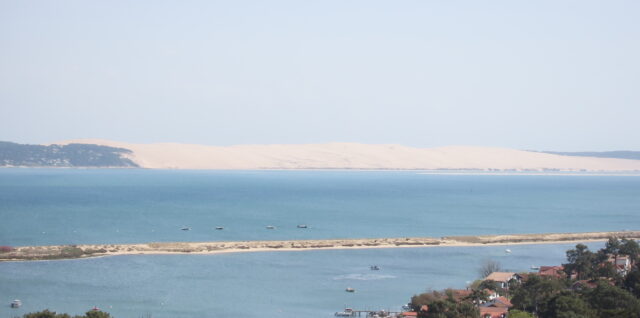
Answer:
22;310;111;318
0;141;138;167
410;237;640;318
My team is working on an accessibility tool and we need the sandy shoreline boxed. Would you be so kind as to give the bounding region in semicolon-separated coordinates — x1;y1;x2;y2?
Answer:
2;231;639;262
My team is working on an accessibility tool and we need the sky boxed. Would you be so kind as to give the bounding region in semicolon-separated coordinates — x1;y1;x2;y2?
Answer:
1;1;639;151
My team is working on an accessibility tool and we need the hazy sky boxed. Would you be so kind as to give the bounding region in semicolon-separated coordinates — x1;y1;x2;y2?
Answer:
1;1;639;151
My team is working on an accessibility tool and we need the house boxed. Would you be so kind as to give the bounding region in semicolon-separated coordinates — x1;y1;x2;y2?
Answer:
606;255;633;276
479;306;508;318
538;266;565;279
480;296;513;309
484;272;521;288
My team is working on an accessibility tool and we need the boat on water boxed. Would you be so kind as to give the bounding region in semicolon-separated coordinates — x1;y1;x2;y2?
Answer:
531;265;540;270
505;249;512;254
370;265;380;271
181;227;191;231
345;287;355;293
10;300;22;308
215;227;224;230
297;224;308;229
335;308;354;317
266;225;275;229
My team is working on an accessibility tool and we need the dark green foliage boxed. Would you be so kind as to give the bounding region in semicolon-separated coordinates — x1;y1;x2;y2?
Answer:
0;141;138;167
411;289;479;318
582;281;640;318
624;268;640;298
510;275;566;314
564;244;598;280
22;310;110;318
619;239;640;263
541;291;596;318
508;310;534;318
23;310;71;318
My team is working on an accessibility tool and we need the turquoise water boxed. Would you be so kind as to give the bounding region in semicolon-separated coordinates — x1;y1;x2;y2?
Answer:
0;243;604;318
1;169;639;246
0;169;639;317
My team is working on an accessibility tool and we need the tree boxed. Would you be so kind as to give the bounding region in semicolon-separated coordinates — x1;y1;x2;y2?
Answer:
23;310;71;318
478;259;502;278
582;281;640;318
623;268;640;298
619;239;640;263
564;244;597;280
511;275;565;315
508;310;534;318
83;311;110;318
540;291;595;318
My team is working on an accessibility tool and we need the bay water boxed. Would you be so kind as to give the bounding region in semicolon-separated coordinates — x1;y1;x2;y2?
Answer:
0;169;639;317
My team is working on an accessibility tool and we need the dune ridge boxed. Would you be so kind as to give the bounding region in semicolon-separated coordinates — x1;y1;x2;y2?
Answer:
51;139;640;171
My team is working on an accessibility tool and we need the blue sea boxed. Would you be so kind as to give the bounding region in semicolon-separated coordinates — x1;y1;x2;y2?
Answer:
0;169;639;318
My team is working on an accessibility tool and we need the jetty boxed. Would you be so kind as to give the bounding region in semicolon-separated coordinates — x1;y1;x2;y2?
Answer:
1;230;639;262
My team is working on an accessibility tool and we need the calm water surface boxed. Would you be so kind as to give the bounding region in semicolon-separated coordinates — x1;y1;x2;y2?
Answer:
0;169;638;317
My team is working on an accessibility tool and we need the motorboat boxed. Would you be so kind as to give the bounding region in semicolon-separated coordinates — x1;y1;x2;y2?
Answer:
345;287;355;293
215;227;224;230
531;265;540;270
370;265;380;271
10;300;21;308
505;249;512;254
181;227;191;231
335;308;354;317
297;224;308;229
266;225;275;229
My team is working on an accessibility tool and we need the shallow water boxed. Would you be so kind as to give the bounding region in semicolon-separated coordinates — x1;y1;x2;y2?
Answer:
0;243;603;318
0;169;637;317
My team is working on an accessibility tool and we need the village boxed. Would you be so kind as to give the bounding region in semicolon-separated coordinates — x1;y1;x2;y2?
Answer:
336;238;640;318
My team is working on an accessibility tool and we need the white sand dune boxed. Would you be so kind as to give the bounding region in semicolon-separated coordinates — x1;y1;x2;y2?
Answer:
53;139;640;171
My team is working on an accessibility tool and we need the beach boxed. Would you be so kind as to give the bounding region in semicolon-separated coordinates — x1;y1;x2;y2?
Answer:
2;231;638;262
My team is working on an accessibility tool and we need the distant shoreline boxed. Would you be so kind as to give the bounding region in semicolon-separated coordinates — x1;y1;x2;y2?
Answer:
2;231;638;262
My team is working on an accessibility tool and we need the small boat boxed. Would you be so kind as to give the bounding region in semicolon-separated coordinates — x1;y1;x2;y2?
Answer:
297;224;308;229
10;300;21;308
370;265;380;271
505;249;512;254
215;227;224;230
91;306;100;311
531;265;540;270
335;308;354;317
266;225;275;229
181;227;191;231
345;287;355;293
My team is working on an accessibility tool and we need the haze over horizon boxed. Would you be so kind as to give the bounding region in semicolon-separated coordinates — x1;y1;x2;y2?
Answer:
1;1;639;151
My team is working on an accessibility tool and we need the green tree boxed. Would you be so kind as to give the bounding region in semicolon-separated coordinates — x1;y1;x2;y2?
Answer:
564;244;597;280
540;291;595;318
619;239;640;263
23;310;71;318
508;310;534;318
582;281;640;318
623;268;640;298
511;275;564;315
83;311;111;318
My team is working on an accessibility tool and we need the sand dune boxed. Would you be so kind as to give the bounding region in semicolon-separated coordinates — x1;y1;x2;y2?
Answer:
53;139;640;171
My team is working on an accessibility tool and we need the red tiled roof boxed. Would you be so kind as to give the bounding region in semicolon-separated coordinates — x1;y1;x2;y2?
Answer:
485;272;516;282
401;312;418;317
539;266;565;278
479;306;508;318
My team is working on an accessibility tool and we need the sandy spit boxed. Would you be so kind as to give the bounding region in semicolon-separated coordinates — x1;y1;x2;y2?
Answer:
2;231;638;262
